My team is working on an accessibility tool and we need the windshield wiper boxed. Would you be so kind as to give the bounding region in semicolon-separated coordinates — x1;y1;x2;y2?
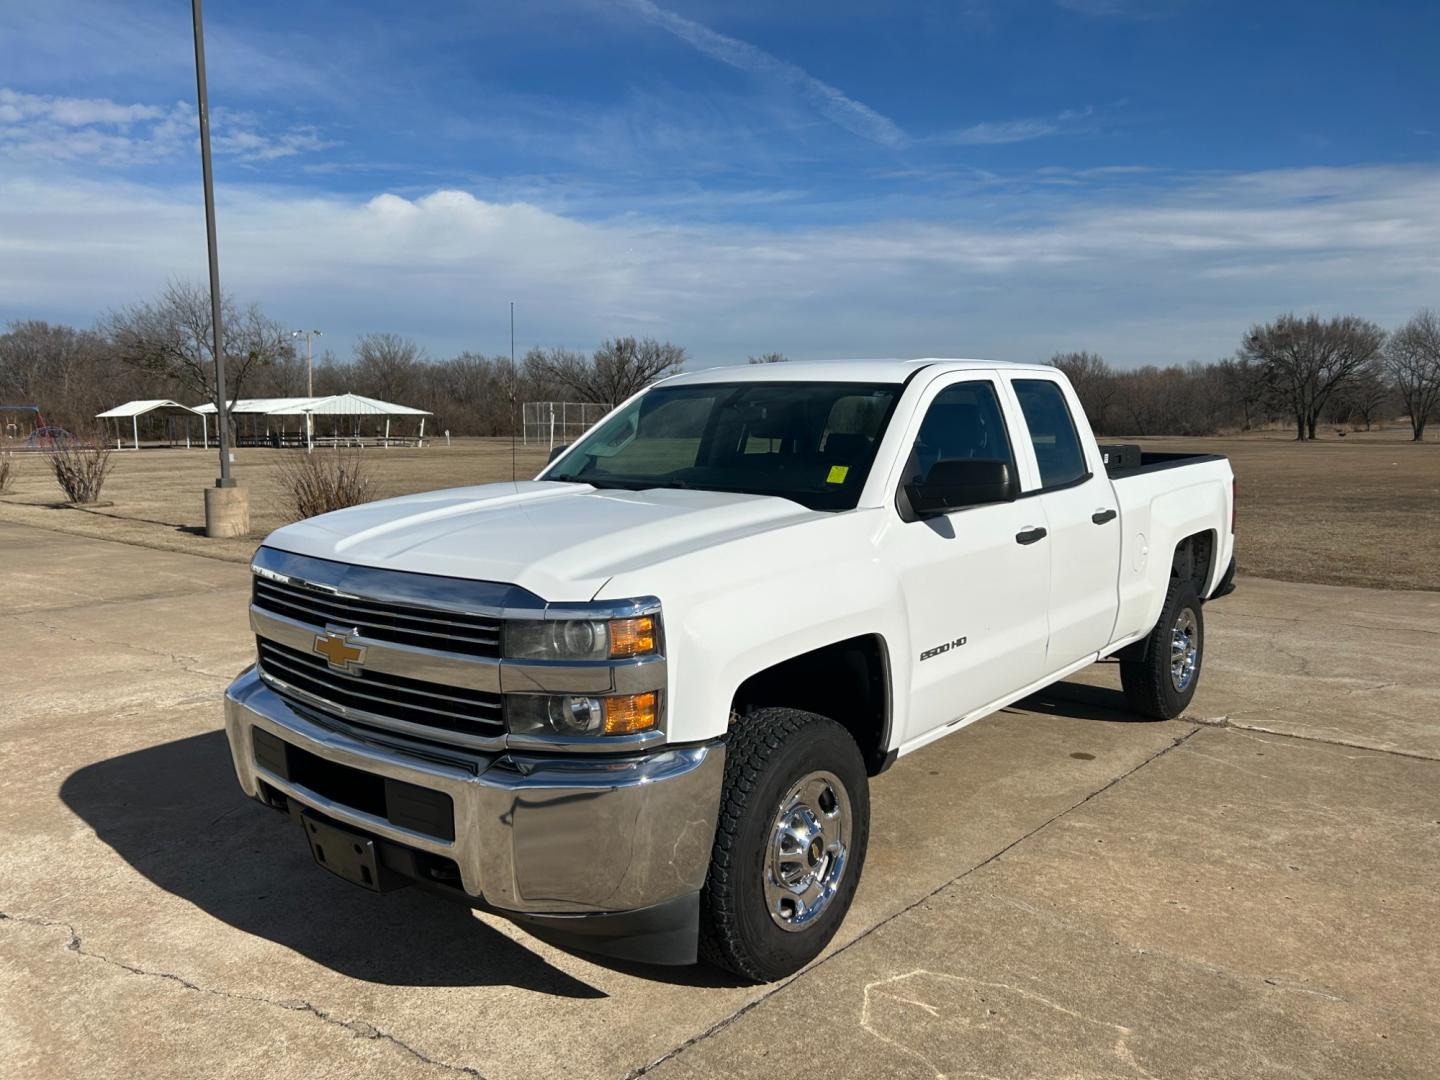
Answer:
567;477;695;491
551;476;631;490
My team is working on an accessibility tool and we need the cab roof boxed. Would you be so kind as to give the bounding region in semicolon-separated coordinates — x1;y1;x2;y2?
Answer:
660;358;1054;386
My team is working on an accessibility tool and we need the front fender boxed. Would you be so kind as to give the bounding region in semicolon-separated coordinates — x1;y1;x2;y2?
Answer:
595;509;912;749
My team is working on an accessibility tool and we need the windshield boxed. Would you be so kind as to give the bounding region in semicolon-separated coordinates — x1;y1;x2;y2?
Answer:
545;381;902;511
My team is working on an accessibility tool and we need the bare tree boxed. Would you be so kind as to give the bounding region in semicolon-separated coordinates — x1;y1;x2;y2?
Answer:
1386;310;1440;441
1047;351;1115;431
353;332;425;402
747;352;787;365
527;337;685;404
104;281;292;412
1239;314;1387;440
1215;356;1269;431
0;321;128;430
1324;360;1392;431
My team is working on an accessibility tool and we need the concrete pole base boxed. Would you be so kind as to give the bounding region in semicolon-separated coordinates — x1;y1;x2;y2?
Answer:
204;485;250;539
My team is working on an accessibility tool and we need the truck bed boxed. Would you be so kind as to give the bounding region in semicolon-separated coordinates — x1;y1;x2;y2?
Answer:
1102;447;1227;481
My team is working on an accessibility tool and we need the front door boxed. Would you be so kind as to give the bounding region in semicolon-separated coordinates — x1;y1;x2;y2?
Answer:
888;374;1053;744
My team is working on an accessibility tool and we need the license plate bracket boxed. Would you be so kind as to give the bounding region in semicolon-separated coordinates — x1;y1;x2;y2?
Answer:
299;812;406;892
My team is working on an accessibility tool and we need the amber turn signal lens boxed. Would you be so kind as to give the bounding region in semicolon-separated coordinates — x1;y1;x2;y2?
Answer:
602;691;659;735
608;615;657;659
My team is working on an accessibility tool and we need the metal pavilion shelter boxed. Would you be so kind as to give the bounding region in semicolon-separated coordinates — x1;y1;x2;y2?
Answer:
95;400;209;450
193;394;432;449
193;398;318;447
298;393;431;448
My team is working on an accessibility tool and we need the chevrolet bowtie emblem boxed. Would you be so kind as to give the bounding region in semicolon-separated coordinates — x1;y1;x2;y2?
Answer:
313;629;366;672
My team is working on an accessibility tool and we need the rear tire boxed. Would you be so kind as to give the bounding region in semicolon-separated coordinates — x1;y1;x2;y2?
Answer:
698;707;870;983
1120;578;1204;720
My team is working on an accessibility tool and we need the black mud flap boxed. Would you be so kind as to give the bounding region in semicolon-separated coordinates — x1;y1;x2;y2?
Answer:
299;811;408;893
1209;555;1237;600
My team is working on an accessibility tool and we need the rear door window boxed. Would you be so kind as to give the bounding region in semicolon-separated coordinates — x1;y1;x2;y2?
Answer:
1013;379;1089;489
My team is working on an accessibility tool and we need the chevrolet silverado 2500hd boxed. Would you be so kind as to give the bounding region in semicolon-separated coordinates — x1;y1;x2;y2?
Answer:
224;359;1236;981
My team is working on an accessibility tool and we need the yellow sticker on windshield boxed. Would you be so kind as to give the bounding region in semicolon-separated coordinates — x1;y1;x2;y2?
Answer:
826;465;849;484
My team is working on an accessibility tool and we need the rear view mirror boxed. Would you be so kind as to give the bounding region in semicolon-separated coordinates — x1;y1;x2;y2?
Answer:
905;459;1017;518
547;443;570;463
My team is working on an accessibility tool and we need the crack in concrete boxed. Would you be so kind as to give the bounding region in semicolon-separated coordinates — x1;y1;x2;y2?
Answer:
0;612;239;684
624;726;1204;1078
986;899;1358;1011
1185;715;1439;762
1;583;251;618
0;912;487;1078
1218;608;1440;636
0;510;251;566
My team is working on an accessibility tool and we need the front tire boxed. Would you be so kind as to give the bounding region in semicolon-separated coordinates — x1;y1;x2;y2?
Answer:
1120;577;1204;720
699;707;870;982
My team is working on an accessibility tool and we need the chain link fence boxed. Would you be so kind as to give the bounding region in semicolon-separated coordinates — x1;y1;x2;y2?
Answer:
522;401;610;450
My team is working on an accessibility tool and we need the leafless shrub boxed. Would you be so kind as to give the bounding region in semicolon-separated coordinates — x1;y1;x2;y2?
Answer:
273;448;376;521
0;454;16;493
47;434;114;504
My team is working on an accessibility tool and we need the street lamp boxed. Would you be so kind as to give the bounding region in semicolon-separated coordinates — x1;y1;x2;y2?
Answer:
290;329;323;398
191;0;249;538
291;329;322;443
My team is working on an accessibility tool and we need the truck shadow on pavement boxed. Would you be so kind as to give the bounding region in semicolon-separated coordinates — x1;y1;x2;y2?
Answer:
59;730;609;998
1014;675;1163;725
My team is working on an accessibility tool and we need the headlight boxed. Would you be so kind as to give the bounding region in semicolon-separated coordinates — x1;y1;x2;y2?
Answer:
507;692;660;736
504;615;658;661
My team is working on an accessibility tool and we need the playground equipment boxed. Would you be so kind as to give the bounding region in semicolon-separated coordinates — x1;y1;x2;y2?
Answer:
1;405;46;444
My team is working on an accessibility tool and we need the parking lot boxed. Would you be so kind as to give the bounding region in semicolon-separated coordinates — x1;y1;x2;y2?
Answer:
2;519;1437;1079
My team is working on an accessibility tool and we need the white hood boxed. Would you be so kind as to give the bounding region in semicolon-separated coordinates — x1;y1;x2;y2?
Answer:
262;480;821;600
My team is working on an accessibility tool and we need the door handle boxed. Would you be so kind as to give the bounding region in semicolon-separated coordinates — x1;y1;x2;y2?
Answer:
1091;508;1117;525
1015;526;1048;545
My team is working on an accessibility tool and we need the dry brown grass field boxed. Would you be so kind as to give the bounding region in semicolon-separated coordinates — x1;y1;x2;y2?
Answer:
1;428;1436;590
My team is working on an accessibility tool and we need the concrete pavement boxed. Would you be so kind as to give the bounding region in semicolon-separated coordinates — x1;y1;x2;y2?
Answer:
1;521;1436;1079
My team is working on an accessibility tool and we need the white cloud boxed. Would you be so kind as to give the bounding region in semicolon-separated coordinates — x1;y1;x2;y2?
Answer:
0;87;337;166
611;0;906;147
933;107;1098;146
2;165;1438;368
0;87;165;126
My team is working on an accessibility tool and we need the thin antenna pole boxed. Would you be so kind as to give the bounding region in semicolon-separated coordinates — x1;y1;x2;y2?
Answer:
515;296;521;480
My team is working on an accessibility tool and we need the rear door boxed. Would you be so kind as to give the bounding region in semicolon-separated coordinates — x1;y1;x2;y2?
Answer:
888;372;1053;743
1007;375;1122;666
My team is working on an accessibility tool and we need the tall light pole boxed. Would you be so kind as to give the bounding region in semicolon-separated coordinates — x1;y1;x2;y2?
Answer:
192;0;248;536
291;329;322;443
191;0;231;486
290;329;323;398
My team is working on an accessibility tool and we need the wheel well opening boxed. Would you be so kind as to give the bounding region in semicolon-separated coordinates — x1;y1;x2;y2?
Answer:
1171;530;1216;597
731;634;891;775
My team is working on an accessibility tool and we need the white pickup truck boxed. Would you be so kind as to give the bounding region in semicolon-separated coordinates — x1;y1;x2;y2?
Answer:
224;359;1235;981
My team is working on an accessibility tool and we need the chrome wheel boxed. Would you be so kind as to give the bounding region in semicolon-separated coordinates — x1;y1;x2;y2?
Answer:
764;770;852;932
1170;607;1199;692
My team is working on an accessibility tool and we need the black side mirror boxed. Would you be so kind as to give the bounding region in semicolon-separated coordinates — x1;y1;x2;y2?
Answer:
905;458;1017;517
547;443;570;463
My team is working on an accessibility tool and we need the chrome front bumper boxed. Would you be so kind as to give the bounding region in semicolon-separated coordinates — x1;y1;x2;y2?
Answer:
224;666;724;917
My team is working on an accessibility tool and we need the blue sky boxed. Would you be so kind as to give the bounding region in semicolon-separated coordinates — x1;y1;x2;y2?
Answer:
2;0;1438;367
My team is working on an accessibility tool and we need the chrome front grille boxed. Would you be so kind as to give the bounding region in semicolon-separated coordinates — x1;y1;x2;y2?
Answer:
253;575;502;659
256;638;505;748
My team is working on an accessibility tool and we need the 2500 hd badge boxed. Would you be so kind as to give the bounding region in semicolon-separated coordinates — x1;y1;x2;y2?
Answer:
920;636;968;661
